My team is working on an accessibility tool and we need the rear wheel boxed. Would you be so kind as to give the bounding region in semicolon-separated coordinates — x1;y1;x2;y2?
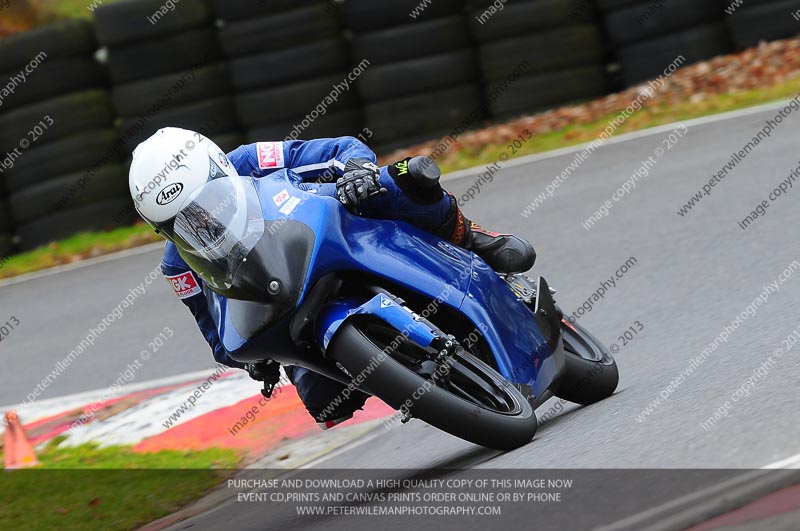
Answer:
328;317;537;451
554;318;619;405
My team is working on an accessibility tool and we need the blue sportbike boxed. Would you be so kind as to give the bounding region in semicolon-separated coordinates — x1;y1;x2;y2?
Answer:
172;175;619;451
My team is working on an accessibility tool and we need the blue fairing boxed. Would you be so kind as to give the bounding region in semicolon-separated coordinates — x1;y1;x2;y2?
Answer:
214;178;556;396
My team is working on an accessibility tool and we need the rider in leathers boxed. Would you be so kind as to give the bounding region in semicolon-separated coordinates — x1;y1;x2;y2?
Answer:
135;130;535;429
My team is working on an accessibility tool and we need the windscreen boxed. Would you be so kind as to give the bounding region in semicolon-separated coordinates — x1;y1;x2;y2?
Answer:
172;177;265;292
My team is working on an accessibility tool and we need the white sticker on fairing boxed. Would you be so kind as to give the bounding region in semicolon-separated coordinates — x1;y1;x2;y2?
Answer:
256;142;285;169
279;196;301;216
273;189;290;207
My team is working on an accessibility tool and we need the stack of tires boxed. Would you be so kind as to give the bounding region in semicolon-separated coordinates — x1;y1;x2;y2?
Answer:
94;0;242;154
0;20;130;251
725;0;800;49
342;0;479;152
598;0;732;86
468;0;608;120
214;1;358;144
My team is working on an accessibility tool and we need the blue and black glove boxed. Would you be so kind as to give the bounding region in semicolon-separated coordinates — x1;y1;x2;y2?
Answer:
335;158;384;212
246;359;282;398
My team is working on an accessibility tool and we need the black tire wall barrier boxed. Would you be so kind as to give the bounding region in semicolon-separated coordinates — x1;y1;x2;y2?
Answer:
212;2;360;146
0;20;123;252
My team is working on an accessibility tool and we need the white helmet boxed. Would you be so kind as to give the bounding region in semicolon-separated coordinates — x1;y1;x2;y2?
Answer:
129;127;238;240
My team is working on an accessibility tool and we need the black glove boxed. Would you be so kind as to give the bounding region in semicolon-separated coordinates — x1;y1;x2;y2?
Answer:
335;158;384;212
245;359;282;398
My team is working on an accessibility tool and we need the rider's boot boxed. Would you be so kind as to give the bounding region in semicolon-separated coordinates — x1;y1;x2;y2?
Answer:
286;366;371;430
439;195;536;273
309;387;370;430
394;156;536;274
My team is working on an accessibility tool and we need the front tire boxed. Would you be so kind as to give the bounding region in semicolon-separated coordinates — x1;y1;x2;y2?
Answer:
328;319;537;451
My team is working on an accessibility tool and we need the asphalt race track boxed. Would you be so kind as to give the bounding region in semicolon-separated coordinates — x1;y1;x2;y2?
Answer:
3;104;799;528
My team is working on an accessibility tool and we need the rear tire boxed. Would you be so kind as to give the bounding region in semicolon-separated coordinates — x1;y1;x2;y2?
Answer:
554;319;619;405
328;319;537;451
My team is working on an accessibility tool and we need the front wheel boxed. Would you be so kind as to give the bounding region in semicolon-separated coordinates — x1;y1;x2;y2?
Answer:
327;318;537;451
554;318;619;405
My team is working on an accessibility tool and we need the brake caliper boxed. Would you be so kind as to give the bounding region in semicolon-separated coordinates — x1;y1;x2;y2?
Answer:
429;334;460;385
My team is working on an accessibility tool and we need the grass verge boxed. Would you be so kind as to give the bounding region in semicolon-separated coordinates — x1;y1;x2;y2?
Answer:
2;76;799;280
437;75;800;174
0;224;159;280
0;439;240;531
27;0;123;21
